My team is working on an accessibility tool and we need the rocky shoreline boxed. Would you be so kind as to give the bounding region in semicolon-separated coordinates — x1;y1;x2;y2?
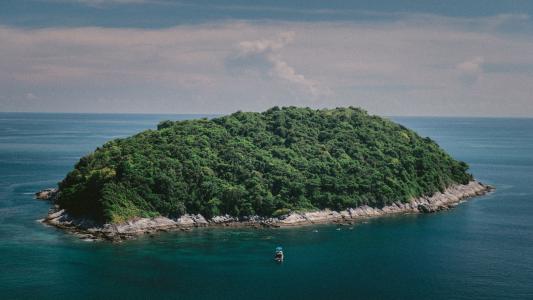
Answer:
37;180;493;242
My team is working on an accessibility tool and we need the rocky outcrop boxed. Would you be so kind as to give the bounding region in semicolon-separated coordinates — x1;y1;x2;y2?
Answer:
35;188;58;200
40;180;494;241
210;214;238;224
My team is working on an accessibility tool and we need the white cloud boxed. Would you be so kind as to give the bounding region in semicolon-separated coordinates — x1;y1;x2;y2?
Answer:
0;14;533;115
234;32;325;98
457;56;485;73
25;93;38;100
238;31;295;54
457;56;485;84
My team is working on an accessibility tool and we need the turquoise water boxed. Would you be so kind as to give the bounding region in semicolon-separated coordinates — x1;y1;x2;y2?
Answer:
0;113;532;299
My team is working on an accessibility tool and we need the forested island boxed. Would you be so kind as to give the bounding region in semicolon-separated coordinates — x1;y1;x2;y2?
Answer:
39;107;492;240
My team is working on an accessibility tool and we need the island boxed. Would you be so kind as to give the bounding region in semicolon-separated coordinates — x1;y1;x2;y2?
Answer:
38;107;493;241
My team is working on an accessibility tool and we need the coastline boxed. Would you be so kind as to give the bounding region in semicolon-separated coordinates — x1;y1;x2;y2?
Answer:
39;180;493;242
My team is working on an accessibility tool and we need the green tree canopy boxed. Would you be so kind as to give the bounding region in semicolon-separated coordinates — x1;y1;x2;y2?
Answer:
57;107;472;223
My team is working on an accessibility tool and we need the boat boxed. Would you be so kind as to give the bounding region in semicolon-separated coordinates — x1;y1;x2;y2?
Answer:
274;246;284;262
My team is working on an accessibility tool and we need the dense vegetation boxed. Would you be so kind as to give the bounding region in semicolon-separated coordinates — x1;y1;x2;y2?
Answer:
57;107;472;223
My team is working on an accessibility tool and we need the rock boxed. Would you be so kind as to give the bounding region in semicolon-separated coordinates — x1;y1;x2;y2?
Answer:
46;209;65;220
278;213;307;225
191;214;208;226
175;215;196;226
35;188;58;200
417;204;433;213
394;202;405;210
349;208;364;217
339;210;351;219
363;206;379;216
359;205;371;216
37;180;493;241
303;210;342;223
108;217;179;235
210;214;236;224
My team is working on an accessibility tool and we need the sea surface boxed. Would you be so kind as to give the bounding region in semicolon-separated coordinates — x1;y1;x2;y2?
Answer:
0;113;532;299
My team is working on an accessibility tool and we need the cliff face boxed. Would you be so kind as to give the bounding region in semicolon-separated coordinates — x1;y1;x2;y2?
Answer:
54;107;474;224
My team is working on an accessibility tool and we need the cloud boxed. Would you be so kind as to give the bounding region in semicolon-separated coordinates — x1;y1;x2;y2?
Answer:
457;57;484;73
457;56;485;84
238;31;295;54
1;14;533;115
25;93;38;100
231;32;325;98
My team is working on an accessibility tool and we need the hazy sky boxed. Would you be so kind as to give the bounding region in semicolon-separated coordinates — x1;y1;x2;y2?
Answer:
1;0;533;116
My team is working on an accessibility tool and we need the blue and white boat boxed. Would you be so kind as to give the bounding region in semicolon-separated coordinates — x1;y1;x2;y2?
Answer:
274;246;284;262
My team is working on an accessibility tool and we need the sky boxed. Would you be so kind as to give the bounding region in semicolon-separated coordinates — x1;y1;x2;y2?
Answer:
1;0;533;116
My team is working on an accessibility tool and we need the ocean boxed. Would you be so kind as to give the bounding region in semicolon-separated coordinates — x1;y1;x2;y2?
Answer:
0;113;532;299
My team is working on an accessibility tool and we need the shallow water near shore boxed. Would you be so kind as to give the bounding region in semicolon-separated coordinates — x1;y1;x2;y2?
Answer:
0;113;532;299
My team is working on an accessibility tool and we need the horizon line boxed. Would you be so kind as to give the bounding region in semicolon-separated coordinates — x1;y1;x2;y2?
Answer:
0;110;532;119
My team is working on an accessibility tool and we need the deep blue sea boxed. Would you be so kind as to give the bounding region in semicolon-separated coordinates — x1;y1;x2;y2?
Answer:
0;113;532;299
